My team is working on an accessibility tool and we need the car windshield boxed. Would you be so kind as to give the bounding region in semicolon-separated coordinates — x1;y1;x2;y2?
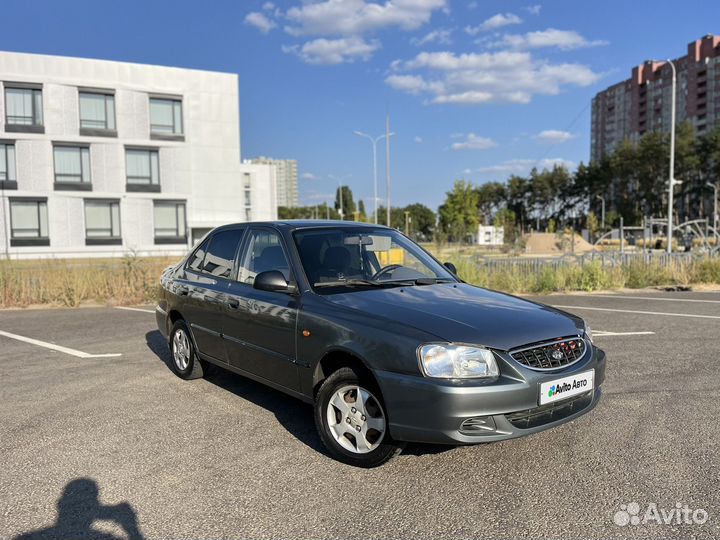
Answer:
293;227;456;290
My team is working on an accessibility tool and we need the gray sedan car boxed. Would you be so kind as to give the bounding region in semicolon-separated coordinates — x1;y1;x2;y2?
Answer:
156;221;605;467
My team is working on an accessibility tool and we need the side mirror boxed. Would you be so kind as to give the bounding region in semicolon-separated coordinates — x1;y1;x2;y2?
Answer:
444;262;457;275
254;270;296;294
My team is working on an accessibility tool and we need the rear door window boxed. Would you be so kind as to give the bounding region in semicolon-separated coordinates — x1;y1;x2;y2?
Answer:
201;229;245;278
187;237;210;273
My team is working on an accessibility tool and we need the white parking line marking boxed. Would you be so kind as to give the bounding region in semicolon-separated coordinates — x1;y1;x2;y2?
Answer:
593;331;656;337
115;306;154;314
552;305;720;320
0;330;122;358
578;294;720;304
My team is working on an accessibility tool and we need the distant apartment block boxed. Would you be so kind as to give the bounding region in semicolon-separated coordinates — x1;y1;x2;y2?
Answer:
591;34;720;161
0;51;277;258
250;157;298;208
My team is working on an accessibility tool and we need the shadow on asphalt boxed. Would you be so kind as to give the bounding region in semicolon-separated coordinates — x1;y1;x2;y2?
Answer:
145;330;324;454
13;478;144;540
144;330;454;460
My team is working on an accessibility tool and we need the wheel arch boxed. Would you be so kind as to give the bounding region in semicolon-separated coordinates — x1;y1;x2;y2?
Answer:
312;348;379;400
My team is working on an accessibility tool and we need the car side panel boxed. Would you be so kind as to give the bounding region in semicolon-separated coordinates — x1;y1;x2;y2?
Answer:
295;294;440;397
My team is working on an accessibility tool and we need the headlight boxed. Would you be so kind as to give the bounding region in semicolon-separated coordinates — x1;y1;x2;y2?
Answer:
584;323;594;343
418;343;499;379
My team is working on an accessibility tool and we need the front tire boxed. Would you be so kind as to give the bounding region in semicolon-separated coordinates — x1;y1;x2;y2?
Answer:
314;367;402;467
169;320;204;380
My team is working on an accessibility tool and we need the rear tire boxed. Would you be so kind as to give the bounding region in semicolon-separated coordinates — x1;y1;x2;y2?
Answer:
169;320;204;380
314;366;402;467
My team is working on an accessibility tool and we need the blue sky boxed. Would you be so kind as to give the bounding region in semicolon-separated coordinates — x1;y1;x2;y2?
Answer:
1;0;717;211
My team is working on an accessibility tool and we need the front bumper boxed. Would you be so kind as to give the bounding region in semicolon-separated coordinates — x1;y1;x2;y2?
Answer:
375;346;606;444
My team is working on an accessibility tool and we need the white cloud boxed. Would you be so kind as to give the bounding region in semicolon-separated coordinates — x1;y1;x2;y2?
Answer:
495;29;608;51
526;4;542;15
414;135;423;143
465;13;522;35
262;1;275;10
411;28;452;46
385;49;601;105
244;11;277;33
451;133;497;151
301;172;318;180
282;36;380;64
534;130;576;143
284;0;448;37
462;168;473;175
478;158;575;176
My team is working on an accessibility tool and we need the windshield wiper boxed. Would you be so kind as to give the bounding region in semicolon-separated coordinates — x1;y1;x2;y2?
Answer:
314;279;388;288
380;277;456;286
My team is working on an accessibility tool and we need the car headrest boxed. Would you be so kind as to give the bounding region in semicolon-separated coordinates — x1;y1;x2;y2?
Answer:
257;245;287;270
322;246;351;270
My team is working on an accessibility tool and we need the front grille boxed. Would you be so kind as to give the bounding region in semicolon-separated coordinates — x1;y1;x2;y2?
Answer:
510;337;587;370
506;390;593;429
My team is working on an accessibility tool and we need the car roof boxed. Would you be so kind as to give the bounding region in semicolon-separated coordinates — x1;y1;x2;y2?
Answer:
214;220;391;232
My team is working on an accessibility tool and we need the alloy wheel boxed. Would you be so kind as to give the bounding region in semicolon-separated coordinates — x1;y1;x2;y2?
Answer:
326;385;386;454
172;329;190;371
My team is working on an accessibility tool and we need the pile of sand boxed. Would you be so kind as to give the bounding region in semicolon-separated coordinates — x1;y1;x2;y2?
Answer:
525;232;593;254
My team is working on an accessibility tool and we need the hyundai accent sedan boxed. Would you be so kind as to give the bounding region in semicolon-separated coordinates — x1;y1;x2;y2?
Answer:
156;221;605;467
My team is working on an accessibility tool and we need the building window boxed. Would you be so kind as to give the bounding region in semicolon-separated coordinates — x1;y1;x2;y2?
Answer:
9;198;49;246
149;98;183;139
126;148;160;192
153;201;186;244
243;173;252;221
0;142;17;189
4;86;43;132
79;91;116;135
53;145;92;190
85;200;121;245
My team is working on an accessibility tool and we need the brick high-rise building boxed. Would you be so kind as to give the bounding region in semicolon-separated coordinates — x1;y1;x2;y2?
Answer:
591;34;720;162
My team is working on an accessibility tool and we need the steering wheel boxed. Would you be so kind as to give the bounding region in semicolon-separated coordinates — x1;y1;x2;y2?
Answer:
371;264;402;281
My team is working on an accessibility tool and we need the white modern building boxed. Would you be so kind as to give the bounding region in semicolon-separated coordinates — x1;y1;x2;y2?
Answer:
476;225;504;246
250;156;298;208
0;51;277;259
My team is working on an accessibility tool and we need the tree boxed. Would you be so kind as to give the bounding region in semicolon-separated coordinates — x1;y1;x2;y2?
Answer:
357;199;367;222
335;185;356;218
402;203;436;239
506;175;532;233
494;208;517;244
586;211;599;242
278;205;340;220
475;182;506;225
438;180;480;242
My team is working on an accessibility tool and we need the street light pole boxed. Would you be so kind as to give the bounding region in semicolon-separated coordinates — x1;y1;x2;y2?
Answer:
667;58;677;254
337;182;344;220
385;114;391;228
354;130;394;225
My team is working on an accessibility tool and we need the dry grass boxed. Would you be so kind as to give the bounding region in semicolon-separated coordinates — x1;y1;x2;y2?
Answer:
1;253;719;308
452;256;720;294
0;256;178;308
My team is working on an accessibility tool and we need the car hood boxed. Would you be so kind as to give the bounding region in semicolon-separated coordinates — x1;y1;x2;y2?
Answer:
322;283;584;351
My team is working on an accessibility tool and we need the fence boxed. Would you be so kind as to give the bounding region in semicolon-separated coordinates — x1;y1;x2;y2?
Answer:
471;251;706;273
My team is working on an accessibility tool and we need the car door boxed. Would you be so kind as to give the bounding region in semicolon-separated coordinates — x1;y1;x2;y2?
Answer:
223;227;300;391
181;227;245;363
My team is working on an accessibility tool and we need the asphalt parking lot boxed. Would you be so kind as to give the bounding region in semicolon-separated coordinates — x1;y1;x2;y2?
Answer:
1;290;719;539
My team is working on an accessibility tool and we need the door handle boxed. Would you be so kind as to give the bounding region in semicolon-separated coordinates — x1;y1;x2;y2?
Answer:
226;298;240;310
